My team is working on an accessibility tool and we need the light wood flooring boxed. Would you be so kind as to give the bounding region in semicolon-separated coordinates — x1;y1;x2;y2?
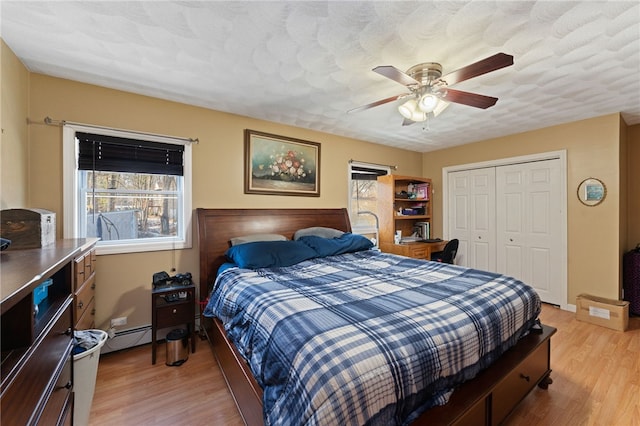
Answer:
89;304;640;425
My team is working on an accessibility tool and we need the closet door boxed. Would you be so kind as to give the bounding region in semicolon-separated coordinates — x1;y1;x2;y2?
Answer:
448;167;496;270
496;159;562;305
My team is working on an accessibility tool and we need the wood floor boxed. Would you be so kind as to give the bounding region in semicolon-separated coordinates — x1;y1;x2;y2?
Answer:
89;304;640;425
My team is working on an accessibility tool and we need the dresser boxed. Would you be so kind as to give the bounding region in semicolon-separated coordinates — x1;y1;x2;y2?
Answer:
1;238;98;425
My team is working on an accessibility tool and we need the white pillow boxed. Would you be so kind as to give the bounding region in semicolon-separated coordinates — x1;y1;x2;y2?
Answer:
230;233;287;246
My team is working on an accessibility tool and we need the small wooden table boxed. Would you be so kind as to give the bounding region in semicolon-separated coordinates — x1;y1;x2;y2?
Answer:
380;240;448;260
151;284;196;364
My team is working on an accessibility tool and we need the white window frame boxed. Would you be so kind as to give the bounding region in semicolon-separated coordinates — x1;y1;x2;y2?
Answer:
63;124;192;255
347;162;389;235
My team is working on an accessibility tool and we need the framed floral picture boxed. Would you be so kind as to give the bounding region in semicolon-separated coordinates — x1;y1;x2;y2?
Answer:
244;129;321;196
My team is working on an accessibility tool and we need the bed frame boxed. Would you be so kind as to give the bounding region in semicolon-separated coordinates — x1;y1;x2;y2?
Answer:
196;208;555;426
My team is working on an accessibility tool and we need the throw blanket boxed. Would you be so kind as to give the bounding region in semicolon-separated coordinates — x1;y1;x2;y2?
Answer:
204;250;540;426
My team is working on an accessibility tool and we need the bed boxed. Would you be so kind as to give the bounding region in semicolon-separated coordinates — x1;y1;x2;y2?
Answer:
197;208;555;426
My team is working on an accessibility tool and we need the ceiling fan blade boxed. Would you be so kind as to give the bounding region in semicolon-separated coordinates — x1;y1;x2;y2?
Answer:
348;94;410;114
443;89;498;109
440;53;513;86
373;65;421;87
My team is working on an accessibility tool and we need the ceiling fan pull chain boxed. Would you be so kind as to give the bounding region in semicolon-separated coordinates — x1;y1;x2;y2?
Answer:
422;114;431;132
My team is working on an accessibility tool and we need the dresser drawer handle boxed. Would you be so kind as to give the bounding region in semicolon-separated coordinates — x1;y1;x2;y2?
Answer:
91;282;96;289
520;373;530;382
78;301;84;309
63;328;72;336
172;308;177;314
63;381;72;390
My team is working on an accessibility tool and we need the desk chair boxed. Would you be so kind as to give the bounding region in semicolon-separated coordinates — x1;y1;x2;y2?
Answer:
431;239;459;264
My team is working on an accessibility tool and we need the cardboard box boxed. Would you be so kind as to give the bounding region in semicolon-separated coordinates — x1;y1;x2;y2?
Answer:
576;294;629;332
0;208;56;249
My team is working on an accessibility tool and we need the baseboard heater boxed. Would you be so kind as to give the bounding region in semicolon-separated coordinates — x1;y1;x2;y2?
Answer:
100;325;152;354
99;317;201;355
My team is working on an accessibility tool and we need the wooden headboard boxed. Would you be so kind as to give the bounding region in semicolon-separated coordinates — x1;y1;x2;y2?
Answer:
196;208;352;303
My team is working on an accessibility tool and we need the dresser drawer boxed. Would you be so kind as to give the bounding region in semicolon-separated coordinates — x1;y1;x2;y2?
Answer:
491;340;549;425
74;249;96;290
156;302;193;329
75;274;96;318
75;254;86;290
407;246;427;259
84;249;95;277
36;353;72;425
76;298;96;330
1;303;73;425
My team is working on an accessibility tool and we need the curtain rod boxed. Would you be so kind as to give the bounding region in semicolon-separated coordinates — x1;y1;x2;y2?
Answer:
36;116;199;144
349;159;397;170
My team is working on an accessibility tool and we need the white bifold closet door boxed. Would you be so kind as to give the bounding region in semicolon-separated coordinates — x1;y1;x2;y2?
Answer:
496;160;562;305
448;167;496;272
448;159;563;305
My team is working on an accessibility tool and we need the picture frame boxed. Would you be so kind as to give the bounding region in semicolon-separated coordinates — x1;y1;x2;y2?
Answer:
244;129;320;196
415;183;429;200
577;177;606;206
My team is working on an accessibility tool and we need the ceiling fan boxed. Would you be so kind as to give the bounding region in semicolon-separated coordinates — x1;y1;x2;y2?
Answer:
349;53;514;125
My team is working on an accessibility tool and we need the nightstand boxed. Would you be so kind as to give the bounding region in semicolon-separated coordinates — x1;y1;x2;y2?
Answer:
151;284;196;364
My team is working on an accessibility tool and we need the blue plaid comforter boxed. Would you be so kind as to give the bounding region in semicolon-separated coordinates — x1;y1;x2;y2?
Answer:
204;250;541;426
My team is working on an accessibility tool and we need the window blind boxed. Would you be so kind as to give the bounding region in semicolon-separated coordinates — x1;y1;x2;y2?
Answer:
77;132;184;176
351;165;389;180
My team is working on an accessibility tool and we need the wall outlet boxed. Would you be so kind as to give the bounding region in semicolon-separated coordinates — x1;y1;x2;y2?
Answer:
110;317;127;327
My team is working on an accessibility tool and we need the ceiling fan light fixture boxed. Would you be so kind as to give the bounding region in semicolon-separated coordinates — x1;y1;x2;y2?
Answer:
398;99;418;119
410;110;427;122
433;100;450;117
418;93;439;113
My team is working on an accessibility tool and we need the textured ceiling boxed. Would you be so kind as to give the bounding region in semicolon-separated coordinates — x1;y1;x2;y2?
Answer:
2;1;639;152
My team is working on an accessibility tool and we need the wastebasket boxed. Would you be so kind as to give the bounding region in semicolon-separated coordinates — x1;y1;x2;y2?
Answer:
73;329;108;426
166;328;189;366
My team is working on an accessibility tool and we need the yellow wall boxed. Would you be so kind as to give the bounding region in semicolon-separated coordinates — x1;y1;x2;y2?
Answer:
422;115;628;303
22;73;422;330
1;40;29;208
629;125;640;249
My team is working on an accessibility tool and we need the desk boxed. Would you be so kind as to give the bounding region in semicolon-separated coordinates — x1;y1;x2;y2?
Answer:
380;240;447;260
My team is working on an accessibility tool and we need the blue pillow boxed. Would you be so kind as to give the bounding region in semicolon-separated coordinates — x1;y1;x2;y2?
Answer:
225;240;317;269
298;233;373;257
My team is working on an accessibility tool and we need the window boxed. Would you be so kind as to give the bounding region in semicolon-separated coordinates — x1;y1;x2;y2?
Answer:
63;124;192;255
348;162;389;235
